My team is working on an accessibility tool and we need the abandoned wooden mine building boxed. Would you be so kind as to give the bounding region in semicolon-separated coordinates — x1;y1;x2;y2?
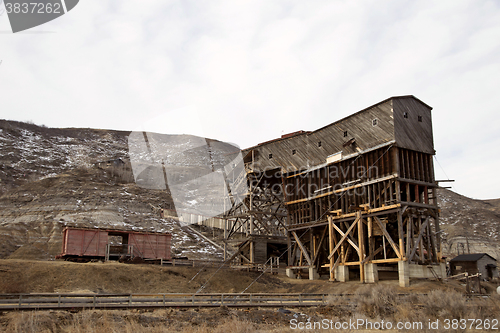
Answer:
224;95;444;287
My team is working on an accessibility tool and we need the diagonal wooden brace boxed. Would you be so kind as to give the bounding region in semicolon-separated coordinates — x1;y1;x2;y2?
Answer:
292;231;312;266
374;216;401;258
327;216;360;260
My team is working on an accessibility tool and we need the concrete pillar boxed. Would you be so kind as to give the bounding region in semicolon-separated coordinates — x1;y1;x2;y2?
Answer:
364;263;378;283
309;266;319;280
398;261;410;287
439;263;447;279
286;268;296;279
335;265;349;282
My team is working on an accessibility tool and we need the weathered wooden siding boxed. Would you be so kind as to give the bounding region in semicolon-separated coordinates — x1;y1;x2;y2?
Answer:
61;228;108;257
60;228;171;260
128;233;172;260
477;256;498;278
254;240;268;263
245;96;434;175
245;99;396;173
308;98;394;155
393;97;434;154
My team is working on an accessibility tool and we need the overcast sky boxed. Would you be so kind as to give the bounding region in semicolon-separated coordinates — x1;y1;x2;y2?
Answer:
1;1;499;199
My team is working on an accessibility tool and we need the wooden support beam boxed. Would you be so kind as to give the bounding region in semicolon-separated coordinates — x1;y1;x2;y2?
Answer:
287;232;292;266
329;255;341;279
373;216;401;258
405;216;412;259
371;258;401;264
342;247;352;265
313;226;328;264
342;221;360;249
429;218;438;263
292;231;312;266
368;217;374;259
291;242;297;266
358;212;365;283
408;217;429;262
418;216;424;264
425;219;433;262
397;211;405;259
331;222;360;256
361;245;384;264
328;216;360;260
328;216;335;281
240;253;251;263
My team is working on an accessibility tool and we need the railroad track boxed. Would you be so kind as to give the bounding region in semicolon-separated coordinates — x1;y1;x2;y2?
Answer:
0;292;485;311
0;293;332;311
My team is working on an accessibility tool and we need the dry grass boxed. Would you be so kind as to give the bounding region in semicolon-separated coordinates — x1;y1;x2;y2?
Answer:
1;311;262;333
2;291;499;333
0;259;292;295
353;284;398;318
351;286;500;333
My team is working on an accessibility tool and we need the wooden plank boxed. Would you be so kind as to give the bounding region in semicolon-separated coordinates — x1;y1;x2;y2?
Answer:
371;258;401;264
291;232;312;266
358;213;365;282
337;222;360;253
405;216;412;259
328;217;335;281
408;217;429;262
313;226;328;264
373;216;401;258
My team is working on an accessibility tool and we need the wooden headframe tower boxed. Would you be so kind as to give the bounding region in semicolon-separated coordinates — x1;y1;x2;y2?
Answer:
222;156;288;265
224;96;444;286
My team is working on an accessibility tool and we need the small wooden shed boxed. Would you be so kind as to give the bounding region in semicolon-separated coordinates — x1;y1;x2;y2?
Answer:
449;253;498;280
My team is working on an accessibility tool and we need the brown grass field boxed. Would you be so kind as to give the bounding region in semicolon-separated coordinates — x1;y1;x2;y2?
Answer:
1;259;499;332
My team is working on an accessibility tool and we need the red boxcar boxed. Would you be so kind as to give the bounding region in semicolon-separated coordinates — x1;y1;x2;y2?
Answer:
59;227;171;261
61;228;108;257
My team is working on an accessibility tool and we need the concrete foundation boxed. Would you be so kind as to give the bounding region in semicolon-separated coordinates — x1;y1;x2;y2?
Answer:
309;267;320;280
286;268;296;279
398;261;410;287
408;263;446;279
364;263;378;283
335;265;349;282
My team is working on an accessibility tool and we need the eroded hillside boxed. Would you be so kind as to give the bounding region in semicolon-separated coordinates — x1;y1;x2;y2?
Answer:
1;119;499;262
0;120;229;260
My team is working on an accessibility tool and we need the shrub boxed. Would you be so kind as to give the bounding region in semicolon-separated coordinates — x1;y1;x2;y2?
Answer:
354;284;398;318
419;289;467;319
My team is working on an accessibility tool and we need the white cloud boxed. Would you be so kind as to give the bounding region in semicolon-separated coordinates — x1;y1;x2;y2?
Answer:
1;0;499;199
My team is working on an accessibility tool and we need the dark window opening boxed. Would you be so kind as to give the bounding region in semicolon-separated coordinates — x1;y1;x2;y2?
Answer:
292;149;296;155
372;119;378;126
318;141;322;147
343;131;348;137
418;115;422;122
403;112;409;119
268;153;273;159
